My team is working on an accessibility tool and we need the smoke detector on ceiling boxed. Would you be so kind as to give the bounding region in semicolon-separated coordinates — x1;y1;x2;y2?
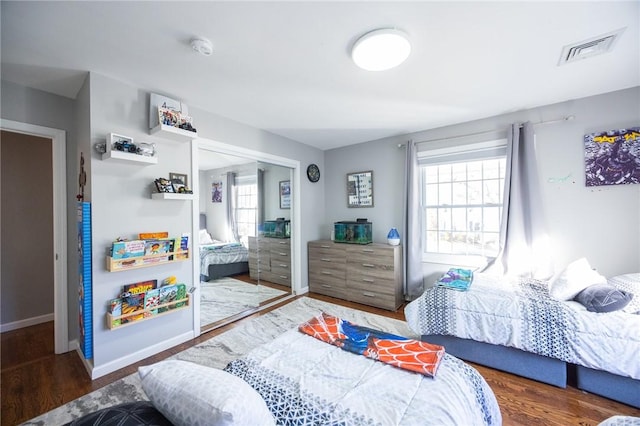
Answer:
191;37;213;56
558;28;625;65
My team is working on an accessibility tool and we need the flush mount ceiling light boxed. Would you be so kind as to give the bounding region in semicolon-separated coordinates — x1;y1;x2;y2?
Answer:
191;37;213;56
351;28;411;71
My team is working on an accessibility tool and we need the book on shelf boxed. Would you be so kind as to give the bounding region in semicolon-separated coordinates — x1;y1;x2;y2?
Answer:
111;240;145;259
144;288;161;315
123;279;157;295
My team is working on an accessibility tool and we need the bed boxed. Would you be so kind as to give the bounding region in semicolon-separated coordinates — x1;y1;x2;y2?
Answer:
199;213;249;281
404;270;640;408
134;313;501;426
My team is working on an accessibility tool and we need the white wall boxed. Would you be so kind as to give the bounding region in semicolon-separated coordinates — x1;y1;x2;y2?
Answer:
86;73;325;375
325;87;640;285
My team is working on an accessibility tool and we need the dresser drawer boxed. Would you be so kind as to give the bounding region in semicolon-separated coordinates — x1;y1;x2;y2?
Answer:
309;259;346;277
263;270;290;286
348;288;399;311
309;274;349;299
346;245;395;267
347;272;397;296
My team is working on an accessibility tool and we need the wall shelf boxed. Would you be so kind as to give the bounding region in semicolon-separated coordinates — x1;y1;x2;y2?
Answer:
151;193;194;200
107;295;190;330
106;250;190;272
102;150;158;164
150;124;197;141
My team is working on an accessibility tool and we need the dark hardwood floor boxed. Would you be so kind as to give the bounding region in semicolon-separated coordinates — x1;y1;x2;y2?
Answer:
2;294;639;425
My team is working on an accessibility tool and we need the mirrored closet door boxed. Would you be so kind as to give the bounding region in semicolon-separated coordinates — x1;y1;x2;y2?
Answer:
197;149;293;331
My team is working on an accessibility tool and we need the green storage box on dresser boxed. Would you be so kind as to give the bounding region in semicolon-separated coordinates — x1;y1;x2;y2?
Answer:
308;240;403;311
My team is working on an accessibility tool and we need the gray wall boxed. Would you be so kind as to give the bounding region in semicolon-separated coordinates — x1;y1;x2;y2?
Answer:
1;80;79;337
325;87;640;284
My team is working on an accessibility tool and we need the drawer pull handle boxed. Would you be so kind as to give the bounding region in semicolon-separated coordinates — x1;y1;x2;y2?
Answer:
320;245;331;248
362;263;375;268
363;292;376;297
277;252;287;256
321;258;331;262
277;241;287;245
321;271;333;275
279;275;288;279
362;278;375;283
278;263;288;268
321;284;332;288
362;249;375;253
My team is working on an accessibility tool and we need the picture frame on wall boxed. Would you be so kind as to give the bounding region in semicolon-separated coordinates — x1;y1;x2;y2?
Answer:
279;180;291;209
212;181;223;203
584;127;640;186
346;170;373;207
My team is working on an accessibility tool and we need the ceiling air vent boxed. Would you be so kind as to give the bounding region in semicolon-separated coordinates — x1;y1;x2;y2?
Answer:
558;27;625;65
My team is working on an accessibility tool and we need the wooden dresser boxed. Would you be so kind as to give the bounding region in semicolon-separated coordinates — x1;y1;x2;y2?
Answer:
248;236;291;286
308;240;403;311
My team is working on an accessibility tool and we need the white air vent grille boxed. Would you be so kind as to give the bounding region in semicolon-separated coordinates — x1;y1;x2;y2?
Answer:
558;28;625;65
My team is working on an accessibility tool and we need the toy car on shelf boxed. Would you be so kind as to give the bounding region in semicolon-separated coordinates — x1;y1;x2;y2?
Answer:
113;140;138;153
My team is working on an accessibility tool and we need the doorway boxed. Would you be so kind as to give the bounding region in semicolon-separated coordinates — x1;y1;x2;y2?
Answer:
0;120;68;354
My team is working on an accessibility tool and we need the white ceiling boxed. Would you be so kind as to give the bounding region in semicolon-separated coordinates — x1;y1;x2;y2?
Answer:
1;1;639;151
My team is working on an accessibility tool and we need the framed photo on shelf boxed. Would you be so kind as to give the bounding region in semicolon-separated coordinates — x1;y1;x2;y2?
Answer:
155;178;175;193
279;180;291;209
169;172;188;187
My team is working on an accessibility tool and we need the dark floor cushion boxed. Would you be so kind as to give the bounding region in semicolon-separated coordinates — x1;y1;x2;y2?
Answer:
574;283;633;313
63;401;173;426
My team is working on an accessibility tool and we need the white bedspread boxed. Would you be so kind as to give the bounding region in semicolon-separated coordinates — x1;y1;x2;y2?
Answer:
405;273;640;380
224;328;502;425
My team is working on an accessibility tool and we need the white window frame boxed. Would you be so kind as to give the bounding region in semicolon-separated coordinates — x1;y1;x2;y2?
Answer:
234;174;258;246
418;139;507;267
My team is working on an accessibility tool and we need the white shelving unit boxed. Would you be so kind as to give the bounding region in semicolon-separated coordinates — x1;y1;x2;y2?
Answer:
151;193;194;200
150;124;197;141
102;133;158;164
102;150;158;164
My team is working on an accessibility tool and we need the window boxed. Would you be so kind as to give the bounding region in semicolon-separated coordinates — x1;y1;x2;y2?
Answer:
234;176;257;246
419;140;506;263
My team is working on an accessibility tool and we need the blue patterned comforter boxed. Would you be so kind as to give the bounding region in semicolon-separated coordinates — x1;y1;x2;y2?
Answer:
405;273;640;380
224;328;501;425
199;242;248;274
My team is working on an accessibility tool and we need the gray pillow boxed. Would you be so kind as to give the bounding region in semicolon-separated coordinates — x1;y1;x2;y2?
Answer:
574;284;633;313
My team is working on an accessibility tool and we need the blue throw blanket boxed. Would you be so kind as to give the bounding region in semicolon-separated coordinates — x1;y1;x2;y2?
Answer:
436;268;474;291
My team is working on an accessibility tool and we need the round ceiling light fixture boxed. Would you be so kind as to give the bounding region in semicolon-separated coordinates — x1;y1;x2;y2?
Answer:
351;28;411;71
191;37;213;56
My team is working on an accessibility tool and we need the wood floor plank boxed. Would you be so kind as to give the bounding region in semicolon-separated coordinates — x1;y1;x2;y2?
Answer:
2;294;639;425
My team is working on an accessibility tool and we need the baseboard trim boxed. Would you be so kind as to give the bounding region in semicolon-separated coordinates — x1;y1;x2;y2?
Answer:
89;331;195;380
0;313;54;333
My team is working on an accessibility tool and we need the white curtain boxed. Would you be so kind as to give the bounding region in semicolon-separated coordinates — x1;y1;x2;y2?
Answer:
488;122;552;278
226;172;240;242
403;140;424;298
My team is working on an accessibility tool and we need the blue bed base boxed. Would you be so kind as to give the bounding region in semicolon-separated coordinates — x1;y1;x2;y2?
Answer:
424;334;640;408
575;366;640;409
422;334;567;388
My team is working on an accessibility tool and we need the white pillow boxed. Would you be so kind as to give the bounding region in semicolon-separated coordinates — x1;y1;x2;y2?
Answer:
548;258;607;301
199;229;214;245
139;360;275;426
608;273;640;314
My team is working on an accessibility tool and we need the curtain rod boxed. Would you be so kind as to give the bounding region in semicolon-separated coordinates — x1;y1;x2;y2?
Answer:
398;115;575;148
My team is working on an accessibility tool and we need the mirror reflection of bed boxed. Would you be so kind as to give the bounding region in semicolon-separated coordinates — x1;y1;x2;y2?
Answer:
198;151;293;331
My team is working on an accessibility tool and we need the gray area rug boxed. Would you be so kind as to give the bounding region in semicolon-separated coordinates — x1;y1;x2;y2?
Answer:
200;277;288;326
23;297;415;425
